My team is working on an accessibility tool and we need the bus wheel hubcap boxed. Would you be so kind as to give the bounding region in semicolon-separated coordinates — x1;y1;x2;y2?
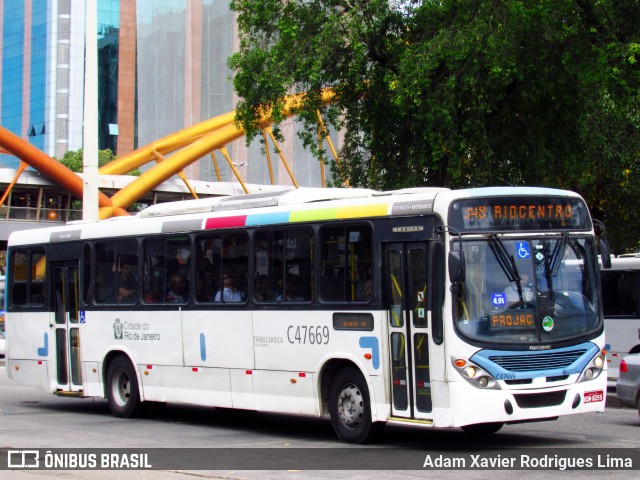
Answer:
337;384;363;429
113;370;130;406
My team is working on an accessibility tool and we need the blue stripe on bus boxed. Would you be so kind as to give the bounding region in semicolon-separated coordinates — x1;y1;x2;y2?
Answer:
245;212;291;226
200;333;207;361
359;336;380;370
37;332;48;357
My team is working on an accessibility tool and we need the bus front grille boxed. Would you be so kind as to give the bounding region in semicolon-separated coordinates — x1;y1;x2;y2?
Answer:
489;349;587;372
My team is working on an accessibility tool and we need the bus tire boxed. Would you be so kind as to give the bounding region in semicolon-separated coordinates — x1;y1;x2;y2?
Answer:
329;367;382;444
461;422;504;435
106;356;144;418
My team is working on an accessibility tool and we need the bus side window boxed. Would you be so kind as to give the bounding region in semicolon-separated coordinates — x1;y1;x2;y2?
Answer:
319;225;372;303
619;272;639;316
95;240;138;305
10;249;46;307
10;251;28;306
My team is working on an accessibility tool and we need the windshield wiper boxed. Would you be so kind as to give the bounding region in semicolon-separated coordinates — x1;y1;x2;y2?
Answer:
488;235;524;304
539;233;569;302
549;232;569;277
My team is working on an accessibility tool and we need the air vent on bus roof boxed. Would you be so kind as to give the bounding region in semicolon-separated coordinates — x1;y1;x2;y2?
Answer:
276;187;376;205
212;187;376;211
212;190;290;211
374;187;450;196
138;196;229;218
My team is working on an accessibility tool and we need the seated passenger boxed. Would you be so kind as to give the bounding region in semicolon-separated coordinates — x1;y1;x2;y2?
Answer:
144;277;163;303
215;273;242;302
117;263;137;303
254;274;270;302
275;274;305;302
195;275;213;302
363;279;373;301
166;274;188;303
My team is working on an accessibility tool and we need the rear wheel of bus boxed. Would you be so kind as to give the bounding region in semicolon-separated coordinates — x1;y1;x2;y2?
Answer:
106;356;144;418
329;367;383;444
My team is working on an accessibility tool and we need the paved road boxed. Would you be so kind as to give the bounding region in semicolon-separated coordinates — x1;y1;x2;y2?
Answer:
1;360;638;480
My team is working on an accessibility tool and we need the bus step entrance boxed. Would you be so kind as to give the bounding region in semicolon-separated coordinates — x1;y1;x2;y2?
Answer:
54;390;84;397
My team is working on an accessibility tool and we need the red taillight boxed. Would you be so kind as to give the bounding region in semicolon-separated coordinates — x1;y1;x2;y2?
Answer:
619;360;628;373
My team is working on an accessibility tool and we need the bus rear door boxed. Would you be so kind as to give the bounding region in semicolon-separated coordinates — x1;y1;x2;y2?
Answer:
51;261;83;394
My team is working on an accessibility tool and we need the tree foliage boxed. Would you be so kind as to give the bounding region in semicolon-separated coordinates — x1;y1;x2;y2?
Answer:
58;149;140;176
229;0;640;253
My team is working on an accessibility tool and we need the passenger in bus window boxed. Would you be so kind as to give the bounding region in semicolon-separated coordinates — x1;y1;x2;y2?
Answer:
215;273;242;302
363;279;373;301
95;271;112;303
169;248;191;280
254;274;270;302
166;274;188;303
275;274;305;302
195;275;213;302
116;264;136;303
144;276;163;303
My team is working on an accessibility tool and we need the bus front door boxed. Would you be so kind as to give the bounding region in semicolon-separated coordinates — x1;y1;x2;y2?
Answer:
385;242;433;420
52;261;83;393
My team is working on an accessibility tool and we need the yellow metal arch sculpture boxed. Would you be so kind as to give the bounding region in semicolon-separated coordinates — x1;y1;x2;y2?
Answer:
0;89;338;220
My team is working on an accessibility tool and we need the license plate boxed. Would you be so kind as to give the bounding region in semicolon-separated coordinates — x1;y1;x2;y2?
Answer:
584;390;604;403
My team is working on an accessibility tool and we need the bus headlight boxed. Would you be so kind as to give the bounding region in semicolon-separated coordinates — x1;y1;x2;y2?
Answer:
578;354;605;383
452;358;500;390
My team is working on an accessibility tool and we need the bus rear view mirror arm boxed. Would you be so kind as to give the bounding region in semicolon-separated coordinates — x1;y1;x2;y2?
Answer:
435;225;466;285
593;219;611;269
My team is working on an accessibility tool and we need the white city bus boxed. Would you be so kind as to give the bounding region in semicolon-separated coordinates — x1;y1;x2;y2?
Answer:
600;254;640;385
5;186;609;443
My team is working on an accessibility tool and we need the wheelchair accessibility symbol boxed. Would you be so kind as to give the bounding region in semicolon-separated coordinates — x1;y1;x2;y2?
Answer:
516;242;530;259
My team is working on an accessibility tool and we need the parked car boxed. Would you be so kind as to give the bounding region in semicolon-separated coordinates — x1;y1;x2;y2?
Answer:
616;353;640;417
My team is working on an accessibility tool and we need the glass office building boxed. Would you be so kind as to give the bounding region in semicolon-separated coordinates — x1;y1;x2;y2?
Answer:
0;0;328;186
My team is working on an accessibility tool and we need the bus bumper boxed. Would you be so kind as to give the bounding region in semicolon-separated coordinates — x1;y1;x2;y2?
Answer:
447;377;606;427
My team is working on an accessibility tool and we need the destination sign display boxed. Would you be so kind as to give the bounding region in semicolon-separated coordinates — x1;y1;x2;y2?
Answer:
449;196;591;232
490;309;536;332
333;313;374;331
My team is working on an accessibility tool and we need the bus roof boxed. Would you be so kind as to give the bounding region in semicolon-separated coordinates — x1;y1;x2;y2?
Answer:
7;186;588;247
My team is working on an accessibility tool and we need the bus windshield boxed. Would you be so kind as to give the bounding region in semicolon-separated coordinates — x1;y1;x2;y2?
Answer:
454;236;601;345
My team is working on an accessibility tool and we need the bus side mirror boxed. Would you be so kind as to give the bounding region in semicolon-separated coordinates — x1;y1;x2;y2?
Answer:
593;219;611;269
448;250;465;284
600;240;611;269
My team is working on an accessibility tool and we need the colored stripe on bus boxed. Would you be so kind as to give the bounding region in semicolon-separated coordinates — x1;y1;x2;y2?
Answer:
338;204;388;219
245;212;291;226
205;215;248;229
205;203;390;229
289;204;389;223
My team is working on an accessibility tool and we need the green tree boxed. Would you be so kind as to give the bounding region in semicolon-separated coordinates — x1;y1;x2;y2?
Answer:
229;0;640;252
58;149;140;176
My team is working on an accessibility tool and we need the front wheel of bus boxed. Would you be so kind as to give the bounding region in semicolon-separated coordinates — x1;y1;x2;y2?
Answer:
329;367;381;444
106;356;143;418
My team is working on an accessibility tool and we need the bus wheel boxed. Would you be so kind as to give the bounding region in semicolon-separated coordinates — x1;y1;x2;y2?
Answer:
329;367;381;444
461;422;504;435
106;356;143;418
